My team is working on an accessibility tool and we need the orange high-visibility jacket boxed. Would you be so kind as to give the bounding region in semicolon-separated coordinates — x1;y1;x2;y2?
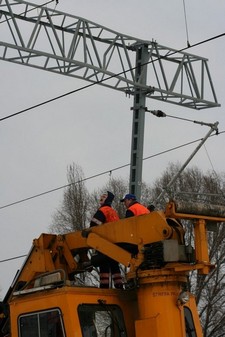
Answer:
100;205;119;222
128;203;150;216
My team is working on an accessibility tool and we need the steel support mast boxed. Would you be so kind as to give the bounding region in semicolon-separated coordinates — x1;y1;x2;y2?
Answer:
0;0;220;197
130;44;149;197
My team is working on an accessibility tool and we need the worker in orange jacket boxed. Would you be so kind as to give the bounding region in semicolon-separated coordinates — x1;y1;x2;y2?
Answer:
90;191;119;226
120;193;150;217
119;193;150;257
90;191;123;289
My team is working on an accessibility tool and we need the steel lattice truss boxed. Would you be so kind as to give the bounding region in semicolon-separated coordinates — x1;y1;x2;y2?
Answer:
0;0;220;109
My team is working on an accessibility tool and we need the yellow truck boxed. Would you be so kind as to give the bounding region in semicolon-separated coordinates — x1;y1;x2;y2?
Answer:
1;200;224;337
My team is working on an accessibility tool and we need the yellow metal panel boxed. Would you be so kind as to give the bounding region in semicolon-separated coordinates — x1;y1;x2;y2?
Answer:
87;232;135;267
9;286;137;337
135;317;159;337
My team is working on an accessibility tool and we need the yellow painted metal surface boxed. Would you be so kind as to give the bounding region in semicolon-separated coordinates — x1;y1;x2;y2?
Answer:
5;201;223;337
10;286;137;337
9;280;203;337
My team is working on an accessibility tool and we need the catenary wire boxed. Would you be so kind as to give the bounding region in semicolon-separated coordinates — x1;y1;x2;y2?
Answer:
0;4;224;266
1;131;225;264
0;255;27;263
0;30;223;208
0;32;225;123
204;143;217;173
0;13;224;217
182;0;190;47
203;144;225;200
0;130;223;211
0;23;223;208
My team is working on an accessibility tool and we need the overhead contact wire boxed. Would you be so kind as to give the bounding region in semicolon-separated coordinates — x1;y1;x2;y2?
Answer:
0;131;223;211
182;0;190;47
0;32;225;123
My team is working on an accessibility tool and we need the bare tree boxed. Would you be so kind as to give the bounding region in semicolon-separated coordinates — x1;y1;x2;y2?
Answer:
50;163;90;234
149;162;225;337
49;160;225;331
49;169;129;286
140;181;155;209
193;223;225;337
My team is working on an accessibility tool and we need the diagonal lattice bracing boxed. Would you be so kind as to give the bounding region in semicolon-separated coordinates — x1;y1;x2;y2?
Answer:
0;0;220;109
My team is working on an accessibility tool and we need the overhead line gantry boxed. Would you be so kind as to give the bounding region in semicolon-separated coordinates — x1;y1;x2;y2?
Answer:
0;0;220;198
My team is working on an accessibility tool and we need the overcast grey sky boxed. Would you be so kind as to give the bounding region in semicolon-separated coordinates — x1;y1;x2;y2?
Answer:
0;0;224;298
